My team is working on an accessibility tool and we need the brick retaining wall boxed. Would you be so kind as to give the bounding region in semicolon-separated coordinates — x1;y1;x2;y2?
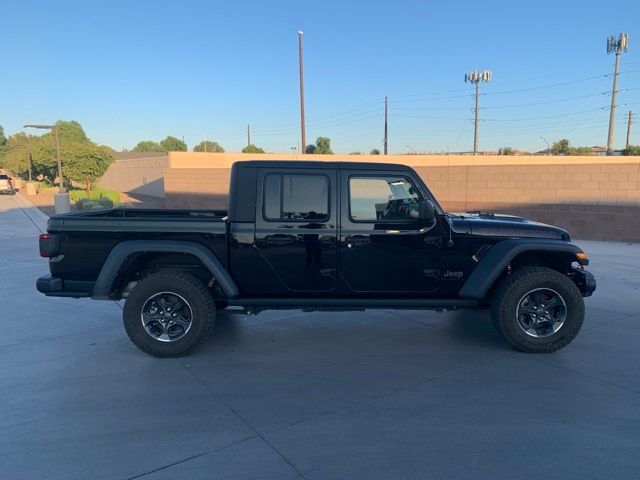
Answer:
164;156;640;242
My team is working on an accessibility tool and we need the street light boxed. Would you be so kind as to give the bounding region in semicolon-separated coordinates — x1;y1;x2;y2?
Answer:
405;145;418;154
539;136;550;155
297;31;306;155
23;124;71;214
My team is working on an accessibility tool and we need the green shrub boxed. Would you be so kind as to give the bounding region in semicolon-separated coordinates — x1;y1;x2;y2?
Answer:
80;200;99;210
97;197;114;208
90;204;105;210
75;197;89;209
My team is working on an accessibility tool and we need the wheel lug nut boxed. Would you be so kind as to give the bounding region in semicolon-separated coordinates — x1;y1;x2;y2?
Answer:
172;313;177;317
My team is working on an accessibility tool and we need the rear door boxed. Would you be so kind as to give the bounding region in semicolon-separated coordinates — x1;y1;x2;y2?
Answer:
254;167;338;293
339;170;442;294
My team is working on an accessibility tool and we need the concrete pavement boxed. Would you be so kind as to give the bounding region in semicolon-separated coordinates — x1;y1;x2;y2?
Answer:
1;193;639;479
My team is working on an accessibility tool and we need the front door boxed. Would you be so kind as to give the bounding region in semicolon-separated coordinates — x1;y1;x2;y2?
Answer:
254;168;338;294
339;171;442;294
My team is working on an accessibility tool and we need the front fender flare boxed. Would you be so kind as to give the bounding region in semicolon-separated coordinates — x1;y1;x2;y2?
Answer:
91;240;239;300
459;239;583;300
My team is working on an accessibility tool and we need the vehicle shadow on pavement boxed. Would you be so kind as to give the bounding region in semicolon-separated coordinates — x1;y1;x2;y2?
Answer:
442;309;509;350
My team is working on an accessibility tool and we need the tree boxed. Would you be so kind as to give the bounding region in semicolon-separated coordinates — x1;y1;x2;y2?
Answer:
0;125;7;166
55;120;89;143
370;148;380;155
194;140;224;152
132;140;163;152
315;136;333;154
570;146;594;155
0;133;34;177
621;145;640;156
498;147;514;155
551;139;571;155
160;136;187;152
304;137;332;154
62;142;115;197
550;139;593;156
242;144;264;153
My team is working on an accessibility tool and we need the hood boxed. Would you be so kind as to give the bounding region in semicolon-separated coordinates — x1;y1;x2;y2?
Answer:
448;211;570;241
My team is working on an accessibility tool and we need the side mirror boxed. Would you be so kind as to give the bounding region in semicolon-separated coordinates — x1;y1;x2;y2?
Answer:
418;200;435;222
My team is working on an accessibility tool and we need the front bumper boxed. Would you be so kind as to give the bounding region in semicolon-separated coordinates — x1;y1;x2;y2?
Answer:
569;268;597;297
36;275;93;298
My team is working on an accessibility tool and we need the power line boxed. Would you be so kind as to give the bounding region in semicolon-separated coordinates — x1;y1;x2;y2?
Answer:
390;91;614;110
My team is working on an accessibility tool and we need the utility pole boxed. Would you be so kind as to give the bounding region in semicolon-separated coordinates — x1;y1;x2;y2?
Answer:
27;152;32;182
24;123;70;213
383;96;388;155
626;111;633;149
606;33;629;155
247;125;251;147
297;31;306;154
473;82;479;154
465;70;492;155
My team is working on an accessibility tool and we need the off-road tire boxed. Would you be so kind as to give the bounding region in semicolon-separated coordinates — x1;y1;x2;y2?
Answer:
490;266;584;353
123;271;215;357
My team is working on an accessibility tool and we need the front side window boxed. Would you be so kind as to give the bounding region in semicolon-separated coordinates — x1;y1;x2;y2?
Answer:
264;174;329;221
349;176;422;222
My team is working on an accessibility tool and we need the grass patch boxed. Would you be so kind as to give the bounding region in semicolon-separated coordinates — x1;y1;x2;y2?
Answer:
69;187;120;203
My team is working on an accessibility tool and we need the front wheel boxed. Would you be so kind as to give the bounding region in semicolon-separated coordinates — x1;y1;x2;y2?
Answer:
123;271;216;357
491;266;584;353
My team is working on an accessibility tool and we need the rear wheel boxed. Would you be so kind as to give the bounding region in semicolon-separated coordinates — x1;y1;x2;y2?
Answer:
490;266;584;353
123;271;215;357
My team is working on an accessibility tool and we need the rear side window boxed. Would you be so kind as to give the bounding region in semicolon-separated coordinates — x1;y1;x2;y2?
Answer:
264;174;329;221
0;175;9;180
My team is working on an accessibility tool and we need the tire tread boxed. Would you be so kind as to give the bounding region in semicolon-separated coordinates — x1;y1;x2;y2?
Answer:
490;266;584;353
123;271;215;357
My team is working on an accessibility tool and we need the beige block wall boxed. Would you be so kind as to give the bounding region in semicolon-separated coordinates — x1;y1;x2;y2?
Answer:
164;153;640;242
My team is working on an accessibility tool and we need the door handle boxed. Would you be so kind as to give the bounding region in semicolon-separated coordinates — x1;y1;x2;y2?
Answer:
265;234;296;245
345;235;372;247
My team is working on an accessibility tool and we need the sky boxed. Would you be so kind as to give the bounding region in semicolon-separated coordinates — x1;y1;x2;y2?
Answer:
2;0;639;154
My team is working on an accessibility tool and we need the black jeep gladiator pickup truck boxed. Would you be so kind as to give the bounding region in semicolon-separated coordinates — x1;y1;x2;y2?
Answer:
37;161;596;357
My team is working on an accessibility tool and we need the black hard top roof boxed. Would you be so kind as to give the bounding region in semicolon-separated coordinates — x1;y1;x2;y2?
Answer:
232;160;412;171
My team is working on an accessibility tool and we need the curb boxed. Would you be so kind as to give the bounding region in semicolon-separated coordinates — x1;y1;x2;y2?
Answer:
14;192;49;232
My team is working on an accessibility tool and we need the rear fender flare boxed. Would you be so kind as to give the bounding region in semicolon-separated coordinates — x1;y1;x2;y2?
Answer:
459;239;583;300
91;240;239;300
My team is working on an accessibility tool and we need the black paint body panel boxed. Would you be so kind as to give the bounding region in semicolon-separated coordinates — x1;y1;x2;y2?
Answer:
39;161;593;303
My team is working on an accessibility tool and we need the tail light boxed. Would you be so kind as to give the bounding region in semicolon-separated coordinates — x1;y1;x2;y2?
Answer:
39;233;60;258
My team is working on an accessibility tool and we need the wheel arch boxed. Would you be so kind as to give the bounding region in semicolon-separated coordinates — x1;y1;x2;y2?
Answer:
91;240;239;300
459;239;584;300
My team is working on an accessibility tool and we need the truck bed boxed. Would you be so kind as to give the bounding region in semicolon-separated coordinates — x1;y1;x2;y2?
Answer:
45;208;229;284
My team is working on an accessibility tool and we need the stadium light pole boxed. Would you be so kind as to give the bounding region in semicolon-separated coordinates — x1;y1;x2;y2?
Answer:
465;70;492;155
606;33;629;155
23;124;71;213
